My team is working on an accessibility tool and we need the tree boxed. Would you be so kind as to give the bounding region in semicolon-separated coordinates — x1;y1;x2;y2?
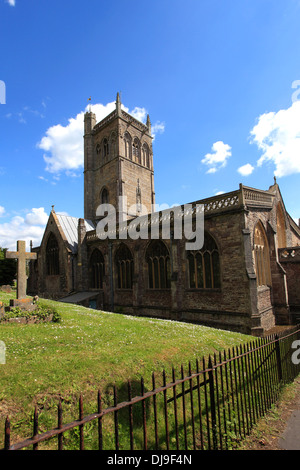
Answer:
0;248;17;286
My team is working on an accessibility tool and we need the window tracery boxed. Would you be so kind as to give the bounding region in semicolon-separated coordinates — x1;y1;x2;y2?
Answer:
146;241;171;289
115;244;134;289
46;233;59;275
187;232;220;289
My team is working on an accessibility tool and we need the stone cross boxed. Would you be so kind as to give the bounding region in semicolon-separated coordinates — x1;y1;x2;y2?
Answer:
5;241;37;300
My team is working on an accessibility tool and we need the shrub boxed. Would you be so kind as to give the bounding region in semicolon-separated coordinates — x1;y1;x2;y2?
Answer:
0;303;61;323
35;303;61;323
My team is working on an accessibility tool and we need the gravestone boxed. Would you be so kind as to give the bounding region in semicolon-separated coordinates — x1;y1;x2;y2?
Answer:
0;301;4;318
0;341;5;364
0;285;12;293
5;241;37;310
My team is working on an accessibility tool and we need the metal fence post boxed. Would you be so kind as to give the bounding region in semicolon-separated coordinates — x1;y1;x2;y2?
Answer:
208;356;218;450
275;335;283;383
4;417;10;450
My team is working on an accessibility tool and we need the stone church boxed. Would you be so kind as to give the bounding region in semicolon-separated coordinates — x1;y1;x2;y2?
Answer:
28;93;300;336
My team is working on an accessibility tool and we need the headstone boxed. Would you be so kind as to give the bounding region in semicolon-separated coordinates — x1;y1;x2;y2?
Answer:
0;285;12;293
5;241;37;300
5;241;37;311
0;341;5;364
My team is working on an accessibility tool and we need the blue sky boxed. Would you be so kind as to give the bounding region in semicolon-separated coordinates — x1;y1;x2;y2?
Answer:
1;0;300;250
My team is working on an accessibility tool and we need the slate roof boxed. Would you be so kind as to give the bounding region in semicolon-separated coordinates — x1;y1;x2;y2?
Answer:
56;214;95;253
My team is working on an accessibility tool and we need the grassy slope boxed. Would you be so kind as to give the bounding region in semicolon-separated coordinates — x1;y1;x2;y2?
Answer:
0;291;253;445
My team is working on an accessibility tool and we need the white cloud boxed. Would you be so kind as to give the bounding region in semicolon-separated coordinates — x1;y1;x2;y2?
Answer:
38;110;88;174
151;121;165;140
0;208;48;251
130;108;165;139
0;206;5;217
38;101;117;174
6;0;15;6
56;211;69;217
250;100;300;177
130;106;147;123
201;141;232;173
25;207;48;226
237;163;255;176
38;100;165;176
38;175;48;182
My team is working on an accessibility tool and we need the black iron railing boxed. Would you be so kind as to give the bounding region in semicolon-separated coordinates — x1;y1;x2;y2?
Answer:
2;326;300;450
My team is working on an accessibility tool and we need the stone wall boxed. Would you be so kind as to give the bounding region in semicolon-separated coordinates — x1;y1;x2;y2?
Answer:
243;184;300;328
86;206;257;334
279;247;300;323
87;107;154;222
36;211;74;299
83;185;300;335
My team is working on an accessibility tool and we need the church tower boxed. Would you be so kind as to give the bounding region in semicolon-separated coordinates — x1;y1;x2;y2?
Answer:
83;93;155;223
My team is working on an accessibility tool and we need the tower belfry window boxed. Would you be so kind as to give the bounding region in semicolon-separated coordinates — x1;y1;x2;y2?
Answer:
132;138;141;164
142;143;150;168
101;188;109;204
103;138;109;158
124;132;132;160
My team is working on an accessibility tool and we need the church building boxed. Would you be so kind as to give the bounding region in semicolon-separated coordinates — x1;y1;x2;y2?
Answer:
28;94;300;336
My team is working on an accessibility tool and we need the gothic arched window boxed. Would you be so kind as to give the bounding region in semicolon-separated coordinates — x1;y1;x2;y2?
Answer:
103;138;109;159
101;188;109;204
276;203;287;249
254;221;271;287
124;132;132;160
142;143;150;168
132;138;141;164
89;249;105;289
110;131;117;158
187;232;220;289
46;233;59;275
115;244;134;289
146;240;171;289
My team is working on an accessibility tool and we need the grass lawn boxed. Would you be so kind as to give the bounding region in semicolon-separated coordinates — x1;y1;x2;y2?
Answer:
0;290;253;449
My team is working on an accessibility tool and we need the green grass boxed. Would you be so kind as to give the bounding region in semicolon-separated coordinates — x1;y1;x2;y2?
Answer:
0;291;253;449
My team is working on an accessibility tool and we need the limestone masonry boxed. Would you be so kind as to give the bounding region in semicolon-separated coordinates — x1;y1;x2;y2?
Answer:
28;94;300;336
